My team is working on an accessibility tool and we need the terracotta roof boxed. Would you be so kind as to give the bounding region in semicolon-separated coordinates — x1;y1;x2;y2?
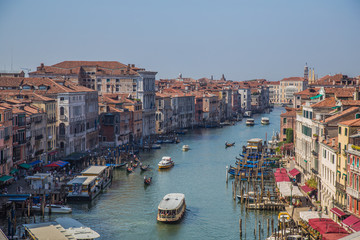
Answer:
322;137;338;150
280;110;296;117
52;61;127;69
325;107;360;123
325;87;355;98
311;74;354;86
293;88;320;96
310;97;336;108
339;118;360;127
280;77;306;82
266;81;280;85
341;100;360;106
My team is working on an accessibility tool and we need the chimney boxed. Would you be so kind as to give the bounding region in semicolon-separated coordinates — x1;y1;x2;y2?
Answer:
332;138;335;147
131;64;135;68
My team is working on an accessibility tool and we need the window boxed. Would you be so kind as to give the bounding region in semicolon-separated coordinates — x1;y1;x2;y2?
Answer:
339;127;342;135
283;128;286;134
356;113;360;119
59;123;65;135
60;107;64;116
309;112;313;119
345;128;348;136
116;79;120;83
331;154;335;164
107;79;110;83
283;118;287;124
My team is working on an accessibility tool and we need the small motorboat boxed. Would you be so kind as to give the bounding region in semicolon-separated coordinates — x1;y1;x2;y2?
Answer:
163;139;175;144
225;142;235;148
151;144;161;149
236;191;256;202
182;145;190;151
158;156;174;169
32;204;72;214
140;164;150;171
144;176;152;185
127;167;134;173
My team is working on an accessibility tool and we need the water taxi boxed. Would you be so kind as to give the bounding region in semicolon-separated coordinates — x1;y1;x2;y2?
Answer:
32;204;72;214
246;118;255;126
182;145;190;151
157;193;186;222
158;156;174;169
67;166;112;201
261;117;270;125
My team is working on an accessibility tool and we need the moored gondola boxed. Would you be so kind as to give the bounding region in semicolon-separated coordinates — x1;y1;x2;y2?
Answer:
127;166;134;173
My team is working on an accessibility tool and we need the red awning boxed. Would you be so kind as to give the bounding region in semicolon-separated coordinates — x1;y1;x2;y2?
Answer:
308;218;348;235
301;185;313;193
288;168;300;178
349;220;360;232
330;207;347;217
343;215;360;227
275;176;290;182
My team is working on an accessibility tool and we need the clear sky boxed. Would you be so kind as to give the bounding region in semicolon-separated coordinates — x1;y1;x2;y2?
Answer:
0;0;359;81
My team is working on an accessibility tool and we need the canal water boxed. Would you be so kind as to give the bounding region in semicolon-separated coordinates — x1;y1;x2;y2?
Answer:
3;107;283;239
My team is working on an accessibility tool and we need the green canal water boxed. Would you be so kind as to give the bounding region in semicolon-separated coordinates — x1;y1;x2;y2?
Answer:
3;107;284;240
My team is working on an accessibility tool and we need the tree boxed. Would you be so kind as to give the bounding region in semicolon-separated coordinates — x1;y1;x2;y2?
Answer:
285;128;294;143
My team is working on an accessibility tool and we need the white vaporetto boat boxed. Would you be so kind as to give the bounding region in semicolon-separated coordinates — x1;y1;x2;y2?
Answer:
32;204;72;213
157;193;186;222
158;156;174;169
261;117;270;125
246;118;255;126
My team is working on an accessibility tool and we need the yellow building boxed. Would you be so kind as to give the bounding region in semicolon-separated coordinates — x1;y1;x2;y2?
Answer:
337;119;360;208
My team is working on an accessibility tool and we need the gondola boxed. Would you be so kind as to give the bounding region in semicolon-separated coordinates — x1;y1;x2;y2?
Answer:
127;167;134;173
225;142;235;148
140;165;150;171
144;176;152;185
133;162;139;168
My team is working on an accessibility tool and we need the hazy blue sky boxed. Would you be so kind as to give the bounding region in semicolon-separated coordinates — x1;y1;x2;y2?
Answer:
0;0;359;81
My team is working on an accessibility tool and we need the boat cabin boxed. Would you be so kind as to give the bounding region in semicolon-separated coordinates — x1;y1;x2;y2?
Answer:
67;175;98;200
246;138;263;153
157;193;186;222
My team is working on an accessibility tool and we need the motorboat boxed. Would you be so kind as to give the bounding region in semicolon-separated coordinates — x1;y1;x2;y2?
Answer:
32;204;72;214
236;191;256;202
246;118;255;126
182;145;190;151
261;117;270;125
158;156;174;169
225;142;235;148
157;193;186;222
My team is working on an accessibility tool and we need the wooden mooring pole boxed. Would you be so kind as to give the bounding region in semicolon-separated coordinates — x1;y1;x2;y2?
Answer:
239;218;242;237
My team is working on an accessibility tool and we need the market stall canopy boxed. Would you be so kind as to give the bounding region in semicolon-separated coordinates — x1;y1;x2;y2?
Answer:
330;207;347;217
276;182;303;197
19;163;32;169
301;185;313;193
10;168;19;174
29;160;41;166
288;168;300;178
299;211;330;222
342;215;360;228
0;175;13;183
44;161;69;168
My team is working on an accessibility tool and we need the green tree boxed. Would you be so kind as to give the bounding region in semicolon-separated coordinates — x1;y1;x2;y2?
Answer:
285;128;294;143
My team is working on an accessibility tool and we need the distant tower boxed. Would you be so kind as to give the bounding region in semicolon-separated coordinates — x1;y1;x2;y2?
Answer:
312;68;315;83
210;75;213;80
179;73;182;79
221;74;226;81
304;63;309;81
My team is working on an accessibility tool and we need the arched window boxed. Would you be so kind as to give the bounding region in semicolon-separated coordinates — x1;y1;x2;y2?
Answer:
59;123;65;135
60;107;64;116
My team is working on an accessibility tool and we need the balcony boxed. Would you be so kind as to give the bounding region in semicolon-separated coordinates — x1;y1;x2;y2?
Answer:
350;164;360;173
346;187;360;200
60;115;68;122
35;134;43;140
336;182;346;193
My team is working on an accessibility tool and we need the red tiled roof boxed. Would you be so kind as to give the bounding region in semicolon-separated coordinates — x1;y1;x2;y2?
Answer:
341;100;360;106
339;118;360;127
310;97;336;108
280;77;306;82
325;107;360;123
